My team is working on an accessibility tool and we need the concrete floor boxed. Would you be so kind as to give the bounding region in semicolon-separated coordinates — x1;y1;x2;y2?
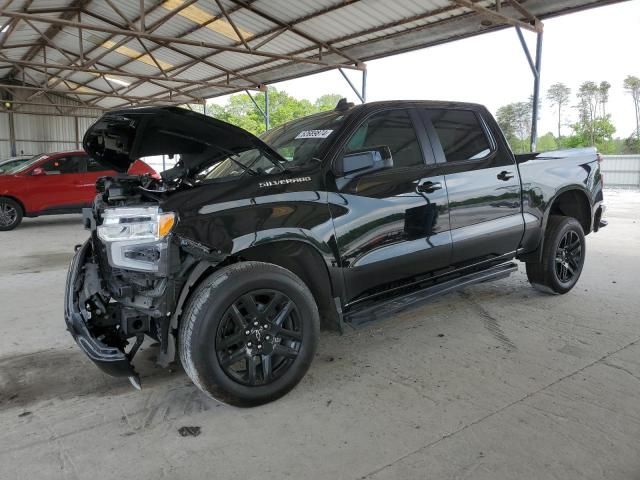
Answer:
1;190;639;480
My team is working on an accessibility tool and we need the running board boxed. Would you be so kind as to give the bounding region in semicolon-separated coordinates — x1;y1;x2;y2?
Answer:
344;262;518;328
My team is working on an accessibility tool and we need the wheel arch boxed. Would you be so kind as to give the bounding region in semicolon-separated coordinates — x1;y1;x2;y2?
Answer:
520;185;592;263
0;195;26;215
230;239;342;332
546;187;592;234
169;238;341;353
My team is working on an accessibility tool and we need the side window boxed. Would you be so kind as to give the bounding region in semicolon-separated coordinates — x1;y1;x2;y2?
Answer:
428;109;492;162
87;156;110;172
41;156;82;174
346;109;423;169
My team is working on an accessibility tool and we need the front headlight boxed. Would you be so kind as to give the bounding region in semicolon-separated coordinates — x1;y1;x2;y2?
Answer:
98;207;175;242
97;207;175;273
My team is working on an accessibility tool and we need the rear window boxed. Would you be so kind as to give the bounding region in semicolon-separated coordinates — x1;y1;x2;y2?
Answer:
428;109;492;162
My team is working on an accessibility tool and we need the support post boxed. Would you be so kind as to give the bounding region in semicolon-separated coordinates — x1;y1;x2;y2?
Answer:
362;69;367;103
246;89;269;132
264;87;269;131
339;68;365;103
74;116;80;149
8;110;16;156
515;25;544;152
531;31;543;152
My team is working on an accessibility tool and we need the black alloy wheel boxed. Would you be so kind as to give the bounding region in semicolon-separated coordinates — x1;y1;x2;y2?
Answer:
554;230;582;284
526;215;586;294
215;290;302;386
179;261;319;407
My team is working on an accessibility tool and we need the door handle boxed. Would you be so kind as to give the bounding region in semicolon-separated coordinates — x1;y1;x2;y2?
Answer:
497;170;514;181
416;181;442;193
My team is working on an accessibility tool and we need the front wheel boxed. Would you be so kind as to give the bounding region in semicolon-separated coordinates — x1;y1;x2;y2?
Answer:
526;215;586;294
179;261;320;407
0;198;23;231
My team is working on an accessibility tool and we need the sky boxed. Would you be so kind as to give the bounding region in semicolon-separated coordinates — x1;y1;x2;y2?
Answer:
209;1;640;139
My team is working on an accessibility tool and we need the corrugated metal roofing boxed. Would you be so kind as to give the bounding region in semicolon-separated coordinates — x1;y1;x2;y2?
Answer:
0;0;630;113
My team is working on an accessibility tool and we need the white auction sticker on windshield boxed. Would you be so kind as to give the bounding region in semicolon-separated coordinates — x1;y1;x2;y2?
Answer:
295;129;333;139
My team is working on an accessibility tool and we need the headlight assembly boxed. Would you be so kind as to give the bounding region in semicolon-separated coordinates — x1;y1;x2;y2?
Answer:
98;207;175;242
97;207;175;273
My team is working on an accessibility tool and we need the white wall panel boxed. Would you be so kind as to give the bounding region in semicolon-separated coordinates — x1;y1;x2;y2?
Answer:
13;113;82;155
0;112;10;157
601;155;640;189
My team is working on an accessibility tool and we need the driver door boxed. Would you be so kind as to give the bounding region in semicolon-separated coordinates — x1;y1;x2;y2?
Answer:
329;108;452;302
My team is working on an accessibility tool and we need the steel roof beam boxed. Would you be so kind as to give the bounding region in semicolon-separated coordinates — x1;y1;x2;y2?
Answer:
78;8;262;90
151;0;488;98
123;0;539;107
227;0;361;65
38;1;167;96
7;0;91;80
452;0;542;32
0;0;33;50
214;0;251;51
0;83;202;103
30;1;178;98
0;57;258;90
0;11;363;70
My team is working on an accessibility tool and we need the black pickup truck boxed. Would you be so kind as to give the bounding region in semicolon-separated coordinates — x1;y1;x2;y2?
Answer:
65;100;605;406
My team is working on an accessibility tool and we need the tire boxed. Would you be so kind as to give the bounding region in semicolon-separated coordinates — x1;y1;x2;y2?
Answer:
526;215;586;294
179;261;320;407
0;197;23;231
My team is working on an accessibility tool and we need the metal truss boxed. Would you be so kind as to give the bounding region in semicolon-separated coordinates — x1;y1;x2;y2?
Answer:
0;0;552;126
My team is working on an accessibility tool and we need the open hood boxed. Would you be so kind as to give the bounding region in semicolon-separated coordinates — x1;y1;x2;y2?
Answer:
83;106;283;173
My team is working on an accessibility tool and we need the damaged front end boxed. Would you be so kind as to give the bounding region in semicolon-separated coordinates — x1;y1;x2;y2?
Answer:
65;106;276;387
64;175;180;387
64;174;220;388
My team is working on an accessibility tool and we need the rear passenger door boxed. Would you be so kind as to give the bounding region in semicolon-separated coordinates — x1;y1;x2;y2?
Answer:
422;108;523;266
330;108;451;302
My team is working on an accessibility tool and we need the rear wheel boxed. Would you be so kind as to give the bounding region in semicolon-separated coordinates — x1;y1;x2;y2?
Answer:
0;198;23;231
526;215;586;294
179;261;320;407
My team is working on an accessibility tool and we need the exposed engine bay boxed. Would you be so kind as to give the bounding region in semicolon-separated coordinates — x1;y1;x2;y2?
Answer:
71;173;221;385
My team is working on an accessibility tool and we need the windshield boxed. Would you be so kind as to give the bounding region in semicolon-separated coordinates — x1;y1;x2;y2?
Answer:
198;110;347;181
198;147;285;181
3;154;46;174
262;110;346;167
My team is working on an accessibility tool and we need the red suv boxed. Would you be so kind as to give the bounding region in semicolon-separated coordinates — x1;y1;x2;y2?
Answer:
0;151;156;230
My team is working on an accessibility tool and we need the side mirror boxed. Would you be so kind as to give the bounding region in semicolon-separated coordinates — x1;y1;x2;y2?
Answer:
336;146;393;177
31;167;47;176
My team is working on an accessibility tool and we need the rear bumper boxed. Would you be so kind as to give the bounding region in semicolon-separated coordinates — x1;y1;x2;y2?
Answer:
64;240;135;378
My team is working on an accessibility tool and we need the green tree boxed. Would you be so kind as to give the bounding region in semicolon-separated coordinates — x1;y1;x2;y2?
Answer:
202;88;342;135
599;81;611;117
496;101;532;153
537;132;558;152
546;82;571;144
623;75;640;142
567;116;616;151
576;81;600;145
314;94;343;111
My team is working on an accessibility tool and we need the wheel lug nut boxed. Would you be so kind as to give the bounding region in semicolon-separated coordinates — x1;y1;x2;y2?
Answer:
265;335;271;341
253;321;259;326
258;344;262;349
247;342;252;347
245;330;251;335
263;324;269;329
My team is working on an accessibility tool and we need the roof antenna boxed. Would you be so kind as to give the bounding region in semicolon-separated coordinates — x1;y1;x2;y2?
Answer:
335;98;354;111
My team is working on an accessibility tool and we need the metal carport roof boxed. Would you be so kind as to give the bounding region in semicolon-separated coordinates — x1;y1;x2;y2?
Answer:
0;0;629;115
